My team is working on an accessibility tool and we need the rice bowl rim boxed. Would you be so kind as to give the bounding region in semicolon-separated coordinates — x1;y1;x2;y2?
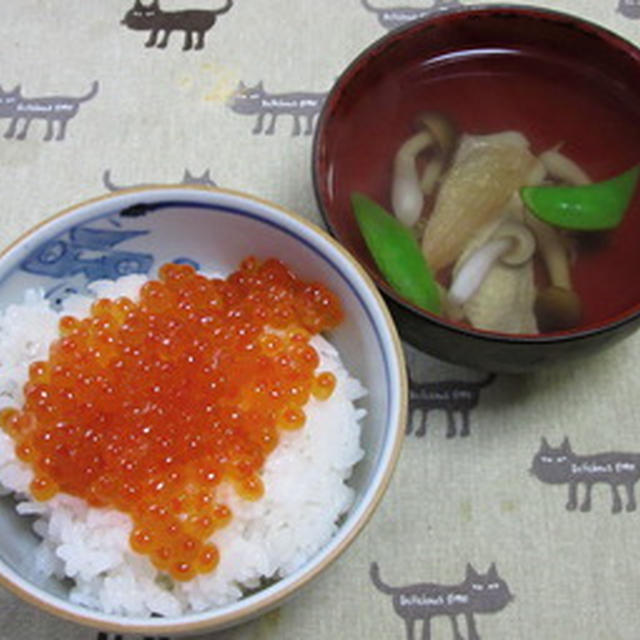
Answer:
0;185;407;635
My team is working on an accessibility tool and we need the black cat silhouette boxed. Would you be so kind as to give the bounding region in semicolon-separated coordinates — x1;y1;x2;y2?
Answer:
530;437;640;513
617;0;640;19
228;81;327;136
103;169;216;191
121;0;233;50
408;373;495;438
0;81;98;141
370;562;513;640
361;0;463;30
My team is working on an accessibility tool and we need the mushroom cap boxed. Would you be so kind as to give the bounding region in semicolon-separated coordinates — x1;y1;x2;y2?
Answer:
493;221;536;266
414;111;457;156
534;286;582;332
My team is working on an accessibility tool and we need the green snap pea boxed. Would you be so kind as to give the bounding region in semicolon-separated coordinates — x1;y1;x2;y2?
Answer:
351;192;441;314
520;164;640;231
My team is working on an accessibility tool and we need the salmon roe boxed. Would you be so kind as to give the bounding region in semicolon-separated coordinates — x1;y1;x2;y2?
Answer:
0;258;343;582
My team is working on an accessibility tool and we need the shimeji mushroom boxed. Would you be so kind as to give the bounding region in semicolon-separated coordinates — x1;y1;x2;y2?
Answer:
520;163;640;331
390;112;457;227
420;154;445;197
418;111;457;195
538;148;591;186
448;220;536;307
391;129;434;227
525;213;582;332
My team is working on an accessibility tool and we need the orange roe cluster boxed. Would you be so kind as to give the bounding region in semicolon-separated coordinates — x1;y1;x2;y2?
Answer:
0;258;342;582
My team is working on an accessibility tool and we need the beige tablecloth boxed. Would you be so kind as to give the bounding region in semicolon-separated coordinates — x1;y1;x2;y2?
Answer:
1;1;640;639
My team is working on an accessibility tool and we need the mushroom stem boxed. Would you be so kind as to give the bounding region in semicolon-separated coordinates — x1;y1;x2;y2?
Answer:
416;111;457;157
418;112;456;197
448;221;536;307
449;237;512;307
420;154;444;196
392;112;457;224
391;130;434;227
525;213;571;289
539;148;591;185
525;212;582;331
525;157;547;187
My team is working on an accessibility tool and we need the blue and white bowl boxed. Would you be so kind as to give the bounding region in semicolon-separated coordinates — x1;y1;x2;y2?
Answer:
0;187;407;635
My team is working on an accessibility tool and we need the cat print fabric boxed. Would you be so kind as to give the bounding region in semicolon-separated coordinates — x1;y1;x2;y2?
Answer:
96;634;170;640
361;0;464;30
370;562;513;640
531;437;640;513
408;373;495;438
121;0;233;50
1;3;640;640
617;0;640;18
103;169;217;191
228;82;327;136
0;81;98;141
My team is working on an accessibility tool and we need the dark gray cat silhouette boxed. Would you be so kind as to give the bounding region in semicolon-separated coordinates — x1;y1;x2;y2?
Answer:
370;562;513;640
408;373;495;438
121;0;233;50
228;81;327;136
0;81;98;141
617;0;640;18
96;634;169;640
361;0;463;30
531;437;640;513
103;169;217;191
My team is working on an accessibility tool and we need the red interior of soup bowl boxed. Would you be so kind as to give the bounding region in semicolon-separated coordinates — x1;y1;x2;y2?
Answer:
313;5;640;339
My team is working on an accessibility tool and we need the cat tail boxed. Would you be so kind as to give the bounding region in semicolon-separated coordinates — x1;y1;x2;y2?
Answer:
214;0;233;15
102;170;121;192
370;562;397;594
77;81;99;102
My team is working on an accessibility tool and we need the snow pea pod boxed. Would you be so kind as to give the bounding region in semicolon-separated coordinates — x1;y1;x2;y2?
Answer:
520;164;640;231
351;192;441;314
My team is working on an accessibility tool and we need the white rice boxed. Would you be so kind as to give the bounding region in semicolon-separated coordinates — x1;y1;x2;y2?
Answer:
0;274;366;617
